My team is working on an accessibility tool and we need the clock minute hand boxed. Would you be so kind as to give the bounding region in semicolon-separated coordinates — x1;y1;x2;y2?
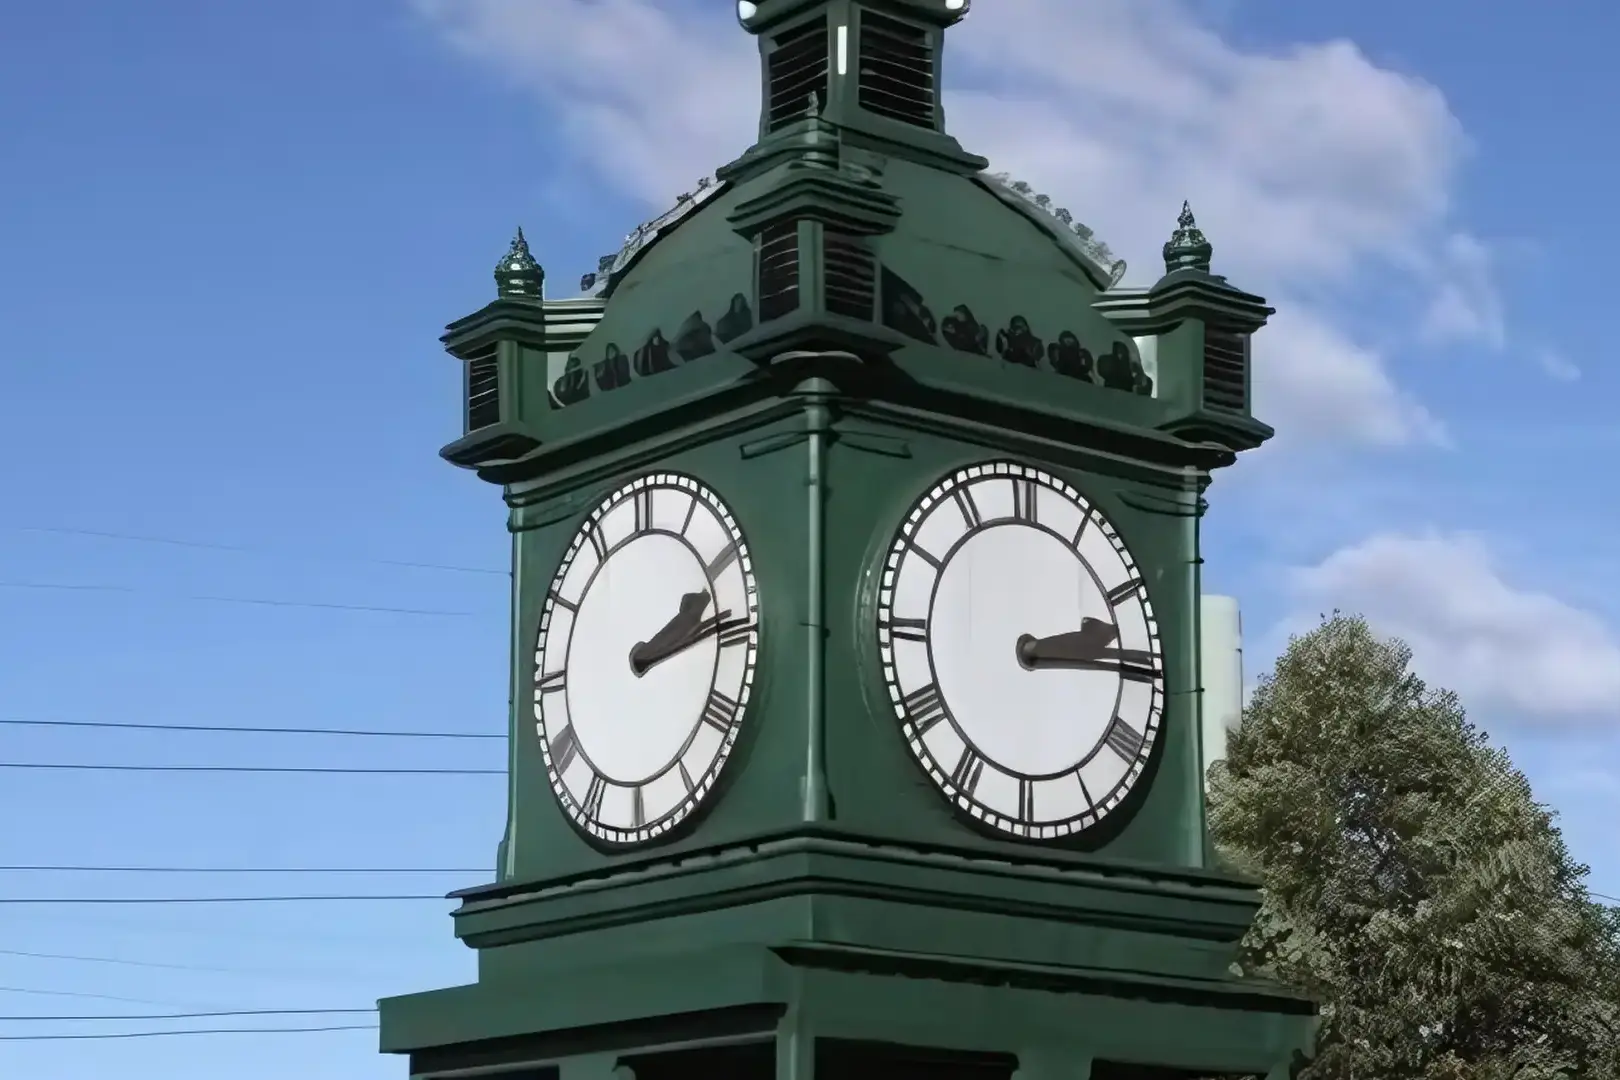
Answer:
629;590;711;677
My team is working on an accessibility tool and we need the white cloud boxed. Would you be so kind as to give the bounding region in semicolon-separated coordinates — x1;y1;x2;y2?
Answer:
1288;532;1620;725
1418;232;1505;349
1537;347;1581;382
411;0;1486;449
1256;308;1448;449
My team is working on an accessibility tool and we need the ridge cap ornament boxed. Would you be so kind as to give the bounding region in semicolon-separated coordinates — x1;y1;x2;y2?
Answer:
579;176;723;295
983;171;1127;287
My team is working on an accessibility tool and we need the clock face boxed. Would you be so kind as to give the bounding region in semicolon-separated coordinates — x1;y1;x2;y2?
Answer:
533;473;760;846
875;461;1165;840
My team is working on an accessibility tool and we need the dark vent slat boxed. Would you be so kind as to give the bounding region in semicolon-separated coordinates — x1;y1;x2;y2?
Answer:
862;31;931;65
767;19;830;131
1203;330;1247;412
758;221;802;322
860;83;935;113
861;67;934;96
465;347;500;430
823;233;876;321
858;13;935;128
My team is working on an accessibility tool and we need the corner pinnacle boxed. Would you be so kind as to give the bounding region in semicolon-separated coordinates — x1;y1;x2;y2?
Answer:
494;227;544;299
1162;200;1214;274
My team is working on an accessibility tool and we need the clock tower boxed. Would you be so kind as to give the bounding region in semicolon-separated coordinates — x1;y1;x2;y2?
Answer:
379;2;1318;1077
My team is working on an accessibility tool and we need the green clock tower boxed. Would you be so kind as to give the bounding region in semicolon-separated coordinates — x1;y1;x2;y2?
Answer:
379;1;1318;1077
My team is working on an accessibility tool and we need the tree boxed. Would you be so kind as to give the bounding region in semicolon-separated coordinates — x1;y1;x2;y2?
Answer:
1207;614;1620;1080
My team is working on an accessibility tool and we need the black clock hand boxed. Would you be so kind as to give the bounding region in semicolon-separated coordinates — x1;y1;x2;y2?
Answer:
631;608;736;677
1017;618;1159;674
629;590;710;676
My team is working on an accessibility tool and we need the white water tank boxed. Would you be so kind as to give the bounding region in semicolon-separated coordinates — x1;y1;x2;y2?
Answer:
1199;595;1244;787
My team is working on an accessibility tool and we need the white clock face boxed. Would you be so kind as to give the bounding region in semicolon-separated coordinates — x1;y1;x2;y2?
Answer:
533;473;760;846
876;461;1165;840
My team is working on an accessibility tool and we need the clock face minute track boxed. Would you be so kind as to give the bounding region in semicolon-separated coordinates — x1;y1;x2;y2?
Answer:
533;473;761;847
876;461;1166;841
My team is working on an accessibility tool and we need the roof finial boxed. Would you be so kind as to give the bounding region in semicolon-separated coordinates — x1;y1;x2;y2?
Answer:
494;226;544;299
1162;200;1214;274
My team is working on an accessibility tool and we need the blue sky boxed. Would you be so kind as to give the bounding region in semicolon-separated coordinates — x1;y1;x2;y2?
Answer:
0;1;1615;1077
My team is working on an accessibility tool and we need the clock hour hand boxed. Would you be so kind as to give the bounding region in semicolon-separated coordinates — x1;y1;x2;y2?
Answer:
630;591;736;677
1016;618;1157;673
629;590;710;676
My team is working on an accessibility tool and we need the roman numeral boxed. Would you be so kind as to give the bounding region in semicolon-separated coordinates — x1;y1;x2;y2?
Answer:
701;689;741;732
1011;478;1038;523
535;669;566;695
951;485;982;529
679;495;699;537
705;537;740;578
630;785;646;828
1072;768;1094;808
1070;512;1092;550
678;761;695;792
633;488;654;534
1106;578;1143;607
584;523;608;561
582;773;607;819
1103;716;1146;762
901;682;949;735
950;746;985;795
717;616;755;649
547;589;577;614
549;723;578;774
889;616;928;642
904;538;942;571
1018;777;1035;822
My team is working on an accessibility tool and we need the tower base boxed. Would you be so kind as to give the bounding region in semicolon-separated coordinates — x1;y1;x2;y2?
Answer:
380;941;1314;1080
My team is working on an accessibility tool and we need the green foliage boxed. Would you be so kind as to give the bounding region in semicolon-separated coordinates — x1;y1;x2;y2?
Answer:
1207;614;1620;1080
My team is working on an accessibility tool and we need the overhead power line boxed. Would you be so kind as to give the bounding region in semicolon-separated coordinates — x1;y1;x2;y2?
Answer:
0;985;204;1007
4;524;506;577
0;1008;374;1022
0;866;482;874
0;763;502;775
0;1024;378;1041
0;946;416;981
0;717;501;739
0;895;447;905
0;580;478;618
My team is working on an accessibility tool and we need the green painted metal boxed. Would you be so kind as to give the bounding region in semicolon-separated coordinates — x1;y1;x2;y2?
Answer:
382;3;1317;1076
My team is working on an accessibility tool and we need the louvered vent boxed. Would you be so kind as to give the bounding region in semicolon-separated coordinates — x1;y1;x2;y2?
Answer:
1202;329;1248;412
857;13;936;128
465;345;501;430
757;220;802;321
766;18;830;131
823;231;876;321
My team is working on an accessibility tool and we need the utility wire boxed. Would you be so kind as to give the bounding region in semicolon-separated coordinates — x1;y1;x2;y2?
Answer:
0;947;327;975
0;947;427;982
0;717;501;739
0;986;206;1008
0;1008;374;1021
0;866;482;874
4;524;506;577
0;763;502;775
0;1024;378;1041
0;895;447;904
0;580;478;618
